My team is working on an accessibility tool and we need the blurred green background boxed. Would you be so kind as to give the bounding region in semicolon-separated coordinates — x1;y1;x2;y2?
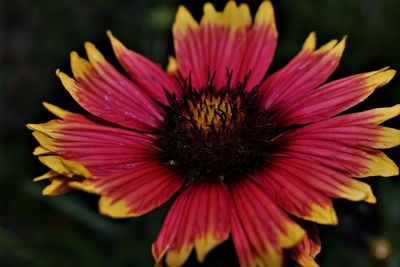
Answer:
1;0;399;266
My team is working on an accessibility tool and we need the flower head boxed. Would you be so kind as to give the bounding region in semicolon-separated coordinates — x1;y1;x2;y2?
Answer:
27;1;399;267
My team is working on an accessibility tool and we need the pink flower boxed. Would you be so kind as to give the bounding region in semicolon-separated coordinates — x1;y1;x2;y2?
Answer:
27;2;399;266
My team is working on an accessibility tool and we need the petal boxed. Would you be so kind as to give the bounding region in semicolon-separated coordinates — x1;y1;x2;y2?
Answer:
268;106;399;208
28;103;184;217
32;170;81;196
27;103;158;176
33;171;58;182
260;33;346;124
274;67;396;125
32;170;83;196
107;31;181;105
173;1;277;89
167;56;178;74
57;43;164;132
239;1;277;89
152;180;230;266
33;146;51;156
290;224;321;267
230;177;305;267
96;161;184;218
37;155;90;179
257;164;338;225
42;177;74;196
276;105;399;179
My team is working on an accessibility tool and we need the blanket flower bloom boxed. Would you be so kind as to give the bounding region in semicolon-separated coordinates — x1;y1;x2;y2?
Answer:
27;1;399;267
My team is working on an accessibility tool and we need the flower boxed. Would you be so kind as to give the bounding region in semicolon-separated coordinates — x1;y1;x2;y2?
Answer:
27;1;399;267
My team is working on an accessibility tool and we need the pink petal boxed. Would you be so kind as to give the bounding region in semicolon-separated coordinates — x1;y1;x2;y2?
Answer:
57;42;164;132
96;161;184;218
260;33;345;124
274;68;396;125
230;177;305;267
257;164;338;225
28;103;159;175
172;2;277;90
27;103;184;217
152;180;230;266
275;105;399;179
239;1;277;89
108;31;181;105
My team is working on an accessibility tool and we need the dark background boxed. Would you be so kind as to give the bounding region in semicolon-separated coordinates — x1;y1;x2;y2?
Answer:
1;0;399;266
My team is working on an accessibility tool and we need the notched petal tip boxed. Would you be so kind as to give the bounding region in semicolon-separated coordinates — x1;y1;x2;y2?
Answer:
201;3;223;26
238;3;251;27
70;51;92;78
173;5;199;34
365;67;396;89
254;0;276;30
222;1;242;31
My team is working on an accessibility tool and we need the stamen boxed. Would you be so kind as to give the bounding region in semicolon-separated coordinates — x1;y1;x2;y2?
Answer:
156;71;278;181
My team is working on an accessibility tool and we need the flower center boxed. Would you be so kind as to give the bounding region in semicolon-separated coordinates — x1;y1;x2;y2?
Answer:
180;89;245;133
156;75;278;181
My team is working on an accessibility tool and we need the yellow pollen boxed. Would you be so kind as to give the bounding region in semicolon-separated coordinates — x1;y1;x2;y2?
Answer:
182;94;244;132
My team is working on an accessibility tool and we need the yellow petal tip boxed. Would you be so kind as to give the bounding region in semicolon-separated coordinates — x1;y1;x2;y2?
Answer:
42;102;71;118
302;32;317;50
167;56;178;74
367;68;396;88
70;51;79;61
70;51;91;78
174;5;199;34
84;42;106;66
107;30;126;54
106;29;113;38
254;0;276;29
26;123;35;130
308;202;339;225
99;196;135;218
